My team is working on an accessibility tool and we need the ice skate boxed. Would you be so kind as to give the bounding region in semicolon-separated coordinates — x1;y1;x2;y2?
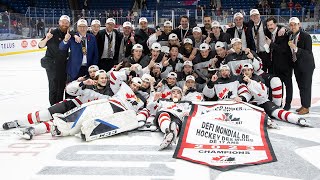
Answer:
2;120;20;130
296;118;312;127
267;118;280;129
159;122;178;150
14;127;35;140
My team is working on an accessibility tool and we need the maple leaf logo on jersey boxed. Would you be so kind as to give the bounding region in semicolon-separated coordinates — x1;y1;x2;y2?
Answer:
161;91;171;98
126;93;136;99
235;64;242;75
218;88;233;99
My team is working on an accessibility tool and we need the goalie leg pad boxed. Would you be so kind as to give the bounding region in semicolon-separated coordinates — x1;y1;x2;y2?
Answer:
81;110;139;141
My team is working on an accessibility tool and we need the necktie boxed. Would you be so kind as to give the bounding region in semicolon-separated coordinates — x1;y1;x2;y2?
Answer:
237;29;242;38
292;37;297;62
254;24;261;53
107;33;113;58
272;33;275;43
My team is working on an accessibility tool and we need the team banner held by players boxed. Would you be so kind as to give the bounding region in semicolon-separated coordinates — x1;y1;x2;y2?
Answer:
173;101;277;171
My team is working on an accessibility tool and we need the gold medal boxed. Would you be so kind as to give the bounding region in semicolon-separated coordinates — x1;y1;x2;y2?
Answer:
82;47;87;55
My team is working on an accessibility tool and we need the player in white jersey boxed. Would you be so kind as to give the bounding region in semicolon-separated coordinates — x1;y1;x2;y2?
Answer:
203;65;251;102
3;70;113;140
224;38;283;107
156;72;178;99
182;75;204;102
149;86;192;150
241;63;310;127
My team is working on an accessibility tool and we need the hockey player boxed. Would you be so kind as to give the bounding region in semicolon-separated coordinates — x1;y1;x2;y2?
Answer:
224;38;283;107
50;69;146;139
140;42;164;68
76;64;99;82
182;75;204;102
241;63;310;127
4;70;113;139
147;21;173;47
128;44;145;64
154;87;192;150
156;72;178;99
189;26;205;48
161;45;184;75
138;73;156;100
205;20;231;50
203;64;251;102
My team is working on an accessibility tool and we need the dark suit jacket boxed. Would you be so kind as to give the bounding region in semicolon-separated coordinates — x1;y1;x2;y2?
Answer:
119;33;134;58
292;30;315;72
266;26;293;72
59;33;99;80
97;29;122;61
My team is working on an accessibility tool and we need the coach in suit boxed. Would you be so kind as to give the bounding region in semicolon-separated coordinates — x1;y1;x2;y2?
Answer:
97;18;122;72
265;17;293;110
59;19;99;82
118;21;135;61
226;12;253;50
288;17;315;115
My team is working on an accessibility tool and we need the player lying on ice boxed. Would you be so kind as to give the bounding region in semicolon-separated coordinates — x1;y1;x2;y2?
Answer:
241;63;310;127
3;66;146;140
2;69;113;139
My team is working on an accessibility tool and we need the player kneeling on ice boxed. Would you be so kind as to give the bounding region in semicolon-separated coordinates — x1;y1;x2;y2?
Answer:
2;70;113;140
241;63;310;127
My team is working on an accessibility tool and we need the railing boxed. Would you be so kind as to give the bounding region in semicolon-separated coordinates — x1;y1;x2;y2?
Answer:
0;7;319;40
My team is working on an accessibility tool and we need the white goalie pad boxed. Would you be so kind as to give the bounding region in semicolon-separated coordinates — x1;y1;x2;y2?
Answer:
52;99;114;136
81;110;139;141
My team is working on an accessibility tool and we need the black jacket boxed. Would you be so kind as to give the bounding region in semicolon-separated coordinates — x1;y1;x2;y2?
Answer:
97;29;122;61
292;30;315;72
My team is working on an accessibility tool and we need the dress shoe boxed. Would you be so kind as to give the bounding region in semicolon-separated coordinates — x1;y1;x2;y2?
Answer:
296;107;303;112
298;107;309;115
283;104;291;111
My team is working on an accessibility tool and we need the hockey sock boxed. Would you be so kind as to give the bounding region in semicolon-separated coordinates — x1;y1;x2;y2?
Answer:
33;121;53;135
24;109;53;125
270;77;283;107
271;109;299;124
158;112;171;133
137;108;150;126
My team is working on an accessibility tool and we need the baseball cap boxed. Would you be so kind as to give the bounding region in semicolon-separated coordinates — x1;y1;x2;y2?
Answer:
192;26;202;33
242;63;253;70
106;18;116;24
167;72;177;79
139;17;148;24
183;38;193;44
199;43;210;51
151;42;161;51
59;15;70;22
231;38;242;45
154;63;162;69
183;60;193;67
88;65;99;72
211;21;220;27
169;33;178;40
131;77;142;86
171;86;182;93
219;64;230;71
250;9;260;16
141;74;152;83
186;75;195;82
91;19;101;26
77;19;88;26
164;21;173;27
123;21;132;27
132;44;143;50
289;17;300;24
234;12;244;19
95;70;107;77
215;41;225;49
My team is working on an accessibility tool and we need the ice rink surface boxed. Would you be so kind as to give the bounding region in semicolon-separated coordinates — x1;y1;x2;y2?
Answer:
0;47;320;180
